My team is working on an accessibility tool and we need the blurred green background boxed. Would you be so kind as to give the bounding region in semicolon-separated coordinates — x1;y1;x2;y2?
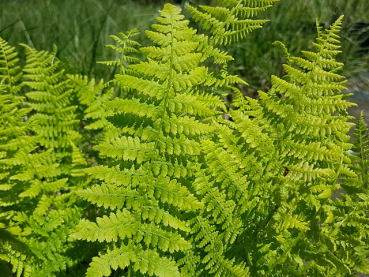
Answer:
1;0;368;119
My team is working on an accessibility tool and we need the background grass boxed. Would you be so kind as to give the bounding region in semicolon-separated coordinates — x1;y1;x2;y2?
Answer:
1;0;368;119
0;0;172;78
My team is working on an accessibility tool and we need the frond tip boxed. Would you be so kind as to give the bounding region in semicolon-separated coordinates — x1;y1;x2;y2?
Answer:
186;0;279;46
86;244;180;277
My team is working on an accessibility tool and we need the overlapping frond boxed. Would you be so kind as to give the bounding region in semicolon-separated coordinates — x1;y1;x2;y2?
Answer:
1;1;368;276
0;37;23;94
224;15;367;276
185;0;278;94
0;45;90;276
98;28;141;74
73;4;224;276
0;38;37;277
252;16;356;185
22;44;82;152
347;111;369;187
99;28;142;96
86;244;180;277
186;0;279;46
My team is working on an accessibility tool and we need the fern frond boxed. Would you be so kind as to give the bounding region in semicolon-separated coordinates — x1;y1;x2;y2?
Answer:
86;244;180;277
184;0;274;94
216;15;368;276
67;74;104;106
0;37;23;94
0;43;91;276
190;215;250;276
350;111;369;187
75;5;225;275
22;44;82;152
187;0;278;46
98;28;141;76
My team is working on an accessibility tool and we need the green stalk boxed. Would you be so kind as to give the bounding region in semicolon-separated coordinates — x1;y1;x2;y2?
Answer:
127;264;131;277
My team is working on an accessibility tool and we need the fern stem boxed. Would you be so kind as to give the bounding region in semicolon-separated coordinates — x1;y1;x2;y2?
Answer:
151;13;175;157
127;264;131;277
120;37;127;97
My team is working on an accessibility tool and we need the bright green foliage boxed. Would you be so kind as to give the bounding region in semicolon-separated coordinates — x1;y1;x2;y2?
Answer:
186;0;279;92
1;1;369;277
216;16;367;276
0;38;64;277
19;45;90;276
327;112;369;275
98;28;142;106
87;243;180;277
0;36;35;277
251;16;355;186
66;73;114;164
22;45;82;151
0;37;23;94
98;28;141;75
71;4;225;276
347;111;369;188
0;42;90;276
74;28;143;153
187;0;279;46
22;44;89;184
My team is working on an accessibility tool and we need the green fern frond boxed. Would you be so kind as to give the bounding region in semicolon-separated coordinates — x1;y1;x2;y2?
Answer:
98;28;141;75
187;0;278;46
74;4;223;275
252;16;356;182
67;74;104;106
350;111;369;187
0;40;44;276
190;215;250;276
83;86;114;131
212;15;367;276
22;44;82;152
0;37;23;94
1;1;367;276
185;0;275;93
86;244;180;277
0;43;90;276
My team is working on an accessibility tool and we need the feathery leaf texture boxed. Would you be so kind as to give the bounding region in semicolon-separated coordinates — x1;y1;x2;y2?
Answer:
187;0;279;46
217;15;368;276
73;4;225;276
0;41;89;276
0;1;368;276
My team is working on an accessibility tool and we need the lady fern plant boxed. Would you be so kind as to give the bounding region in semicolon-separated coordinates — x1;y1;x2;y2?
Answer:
0;39;93;276
0;36;36;277
1;0;369;276
71;4;222;276
69;1;282;276
212;16;369;276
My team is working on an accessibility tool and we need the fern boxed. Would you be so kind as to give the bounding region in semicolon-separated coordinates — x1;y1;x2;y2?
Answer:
71;4;223;276
218;15;366;276
347;111;369;187
0;37;37;277
1;1;369;276
328;112;369;275
187;0;278;46
0;43;90;276
98;28;141;75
